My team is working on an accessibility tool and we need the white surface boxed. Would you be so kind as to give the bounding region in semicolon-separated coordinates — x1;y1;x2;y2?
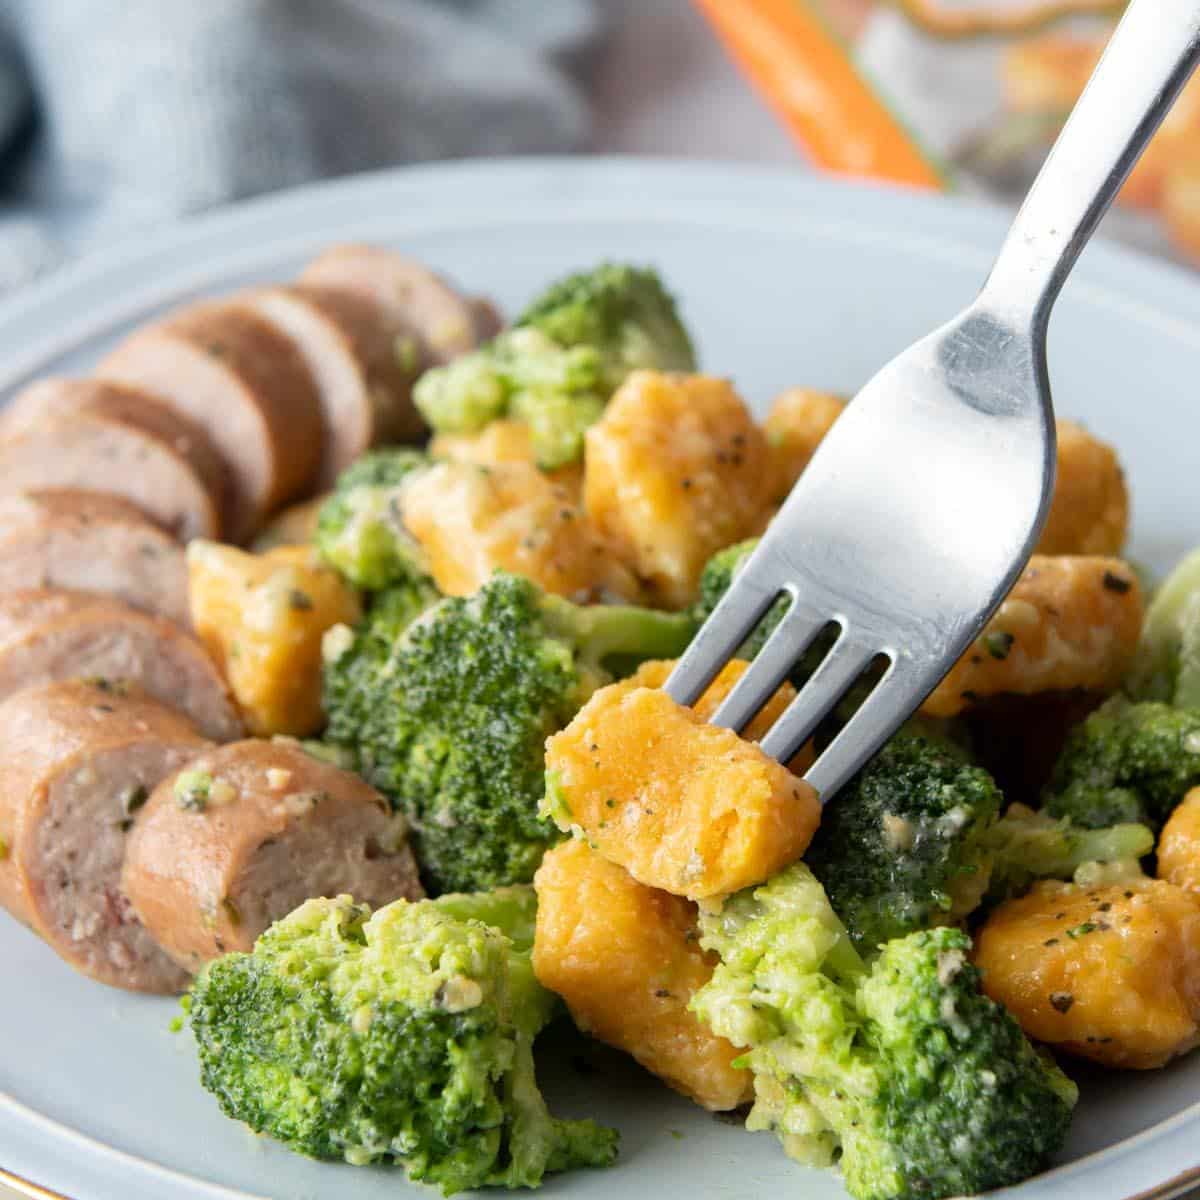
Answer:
1;157;1200;1200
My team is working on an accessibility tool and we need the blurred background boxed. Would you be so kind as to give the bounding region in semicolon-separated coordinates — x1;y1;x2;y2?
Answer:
0;0;1190;298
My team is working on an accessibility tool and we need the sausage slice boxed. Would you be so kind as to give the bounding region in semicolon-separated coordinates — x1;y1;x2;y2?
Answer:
242;284;424;485
97;303;323;539
0;490;189;626
300;243;496;365
0;680;212;992
0;588;96;644
0;379;227;540
0;595;242;740
122;739;423;972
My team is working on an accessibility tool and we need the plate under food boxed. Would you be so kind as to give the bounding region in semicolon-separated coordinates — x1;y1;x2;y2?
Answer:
0;157;1198;1200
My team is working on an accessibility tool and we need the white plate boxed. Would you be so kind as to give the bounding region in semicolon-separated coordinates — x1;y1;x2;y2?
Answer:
1;157;1198;1200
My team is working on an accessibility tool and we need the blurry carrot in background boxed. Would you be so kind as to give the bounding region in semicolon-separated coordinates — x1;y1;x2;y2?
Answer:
691;0;946;190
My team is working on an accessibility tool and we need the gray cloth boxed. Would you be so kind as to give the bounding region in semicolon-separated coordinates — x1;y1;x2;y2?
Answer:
0;0;605;289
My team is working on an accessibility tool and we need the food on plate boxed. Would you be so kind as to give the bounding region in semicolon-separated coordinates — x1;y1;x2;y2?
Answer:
313;447;432;590
430;417;584;496
0;592;241;740
187;540;361;736
316;447;638;601
0;378;228;540
1037;420;1129;556
300;242;497;366
4;247;1198;1199
414;264;695;471
921;556;1143;717
1042;696;1200;830
805;729;1152;952
0;679;212;992
322;571;693;894
398;459;641;602
973;877;1200;1069
1126;546;1200;709
249;493;328;552
98;302;324;539
763;386;845;498
0;489;190;626
691;863;1077;1200
543;677;820;900
533;838;751;1111
584;370;774;607
242;284;424;484
1158;788;1200;892
186;888;618;1190
121;738;422;972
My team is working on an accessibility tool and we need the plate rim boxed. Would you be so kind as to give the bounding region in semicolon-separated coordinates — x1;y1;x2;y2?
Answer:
2;154;1199;1200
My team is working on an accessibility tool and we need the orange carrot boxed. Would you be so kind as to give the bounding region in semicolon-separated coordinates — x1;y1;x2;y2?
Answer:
692;0;945;190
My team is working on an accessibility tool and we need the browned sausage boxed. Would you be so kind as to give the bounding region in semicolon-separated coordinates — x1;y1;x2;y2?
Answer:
242;284;424;485
0;379;227;540
0;680;212;992
0;490;189;626
300;243;495;365
97;303;323;539
0;588;96;644
0;595;242;740
122;739;423;972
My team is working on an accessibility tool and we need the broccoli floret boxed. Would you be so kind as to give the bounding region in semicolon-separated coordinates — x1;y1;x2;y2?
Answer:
188;891;617;1194
315;448;432;590
982;802;1154;898
691;863;1076;1200
1127;547;1200;709
414;263;695;469
323;571;695;893
515;262;696;391
804;731;1002;952
1043;696;1200;830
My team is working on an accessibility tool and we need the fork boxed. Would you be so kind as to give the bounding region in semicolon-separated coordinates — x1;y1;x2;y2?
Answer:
666;0;1200;803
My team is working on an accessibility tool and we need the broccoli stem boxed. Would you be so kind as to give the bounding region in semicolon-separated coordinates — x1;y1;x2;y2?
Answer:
540;595;696;671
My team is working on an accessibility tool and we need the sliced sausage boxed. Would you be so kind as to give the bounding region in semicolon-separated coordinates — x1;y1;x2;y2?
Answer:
300;243;496;365
242;284;424;485
97;303;323;540
122;739;423;972
0;379;227;540
0;588;96;644
0;680;212;992
0;596;242;740
0;490;189;626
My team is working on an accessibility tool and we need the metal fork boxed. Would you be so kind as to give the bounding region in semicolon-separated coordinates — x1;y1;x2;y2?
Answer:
666;0;1200;803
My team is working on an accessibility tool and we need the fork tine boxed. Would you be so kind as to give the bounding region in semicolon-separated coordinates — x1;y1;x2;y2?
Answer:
758;634;876;765
800;659;928;801
663;580;780;707
708;601;828;734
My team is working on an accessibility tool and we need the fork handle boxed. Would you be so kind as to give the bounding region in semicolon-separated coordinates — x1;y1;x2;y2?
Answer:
982;0;1200;324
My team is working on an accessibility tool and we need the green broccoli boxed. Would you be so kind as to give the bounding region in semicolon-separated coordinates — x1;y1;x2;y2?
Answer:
982;803;1154;898
1043;696;1200;830
187;889;617;1194
804;731;1002;951
690;863;1076;1200
804;731;1153;951
415;264;695;469
1127;547;1200;709
323;571;695;894
315;448;433;591
514;262;695;392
